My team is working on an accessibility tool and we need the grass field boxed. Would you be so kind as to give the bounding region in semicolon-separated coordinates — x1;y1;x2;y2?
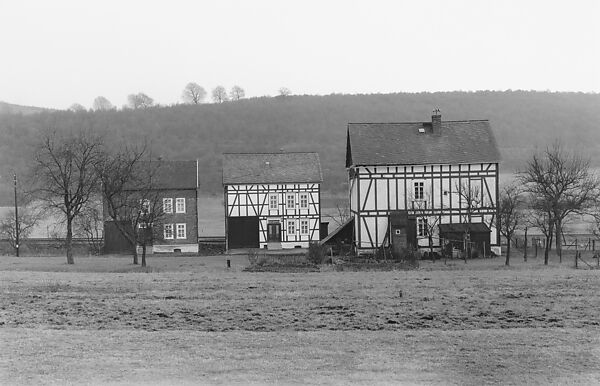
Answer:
1;254;599;385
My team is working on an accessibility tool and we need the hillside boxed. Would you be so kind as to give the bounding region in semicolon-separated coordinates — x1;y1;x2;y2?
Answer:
0;91;598;204
0;101;48;115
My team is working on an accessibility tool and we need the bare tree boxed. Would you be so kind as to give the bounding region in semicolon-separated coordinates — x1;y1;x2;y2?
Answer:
74;204;103;255
519;142;600;263
0;207;40;255
278;87;292;97
182;82;207;104
498;183;524;266
68;103;86;112
529;203;554;265
96;146;166;266
127;93;154;109
32;131;103;264
211;86;229;103
322;202;351;228
410;192;442;259
92;96;114;111
455;180;483;260
229;85;245;101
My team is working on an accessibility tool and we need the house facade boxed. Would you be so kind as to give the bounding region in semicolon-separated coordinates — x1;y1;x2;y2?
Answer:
104;160;199;254
222;152;322;250
346;111;501;256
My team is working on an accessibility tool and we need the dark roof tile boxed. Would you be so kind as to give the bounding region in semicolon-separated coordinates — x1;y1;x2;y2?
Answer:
223;152;322;185
347;119;501;166
127;160;198;190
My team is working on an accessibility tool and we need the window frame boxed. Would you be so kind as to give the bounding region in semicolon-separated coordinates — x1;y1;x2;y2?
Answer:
287;219;296;235
299;193;309;209
163;198;173;214
286;193;295;209
164;223;174;239
414;181;425;201
140;199;151;214
175;198;186;213
269;193;278;210
176;223;186;239
300;219;309;235
417;218;428;237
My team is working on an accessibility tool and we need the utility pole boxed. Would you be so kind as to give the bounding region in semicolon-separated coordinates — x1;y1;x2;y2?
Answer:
13;172;19;257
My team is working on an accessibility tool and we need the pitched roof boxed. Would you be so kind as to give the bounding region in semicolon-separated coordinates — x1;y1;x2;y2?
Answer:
346;119;501;167
127;160;198;190
222;152;322;185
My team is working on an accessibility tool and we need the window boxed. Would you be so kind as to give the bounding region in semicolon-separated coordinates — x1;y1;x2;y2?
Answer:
140;199;151;214
287;220;296;234
299;193;309;209
164;224;173;239
163;198;173;213
414;181;424;200
286;193;295;209
269;193;278;210
175;198;186;213
417;218;428;237
176;223;186;239
300;219;309;235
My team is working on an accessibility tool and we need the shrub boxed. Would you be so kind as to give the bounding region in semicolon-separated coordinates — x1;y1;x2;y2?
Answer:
307;243;327;265
248;250;259;265
256;255;268;266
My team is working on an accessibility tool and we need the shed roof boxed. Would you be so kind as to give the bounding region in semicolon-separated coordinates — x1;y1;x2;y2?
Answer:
439;223;491;234
346;119;501;167
222;152;322;185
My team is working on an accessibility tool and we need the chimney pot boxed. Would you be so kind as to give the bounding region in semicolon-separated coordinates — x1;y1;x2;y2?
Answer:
432;108;442;134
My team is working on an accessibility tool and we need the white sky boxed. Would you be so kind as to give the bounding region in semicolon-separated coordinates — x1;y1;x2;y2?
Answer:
0;0;598;109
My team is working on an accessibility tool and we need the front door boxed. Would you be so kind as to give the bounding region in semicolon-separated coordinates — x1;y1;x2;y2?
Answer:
267;222;281;242
392;227;407;255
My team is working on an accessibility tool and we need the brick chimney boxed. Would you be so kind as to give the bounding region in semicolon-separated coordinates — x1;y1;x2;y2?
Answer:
432;108;441;134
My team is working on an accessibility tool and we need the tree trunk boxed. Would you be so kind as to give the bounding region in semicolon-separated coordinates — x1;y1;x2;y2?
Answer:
523;227;528;262
555;219;562;263
141;243;146;267
132;243;138;265
544;236;550;265
505;238;511;266
66;216;75;264
429;235;435;262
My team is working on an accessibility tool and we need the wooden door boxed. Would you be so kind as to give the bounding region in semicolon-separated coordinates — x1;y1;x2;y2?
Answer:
267;222;281;242
392;227;407;255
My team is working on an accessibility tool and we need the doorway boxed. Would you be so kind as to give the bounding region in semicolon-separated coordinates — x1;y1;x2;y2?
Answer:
267;222;281;242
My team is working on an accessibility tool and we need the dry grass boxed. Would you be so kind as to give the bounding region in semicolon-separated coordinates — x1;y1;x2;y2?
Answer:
0;254;599;385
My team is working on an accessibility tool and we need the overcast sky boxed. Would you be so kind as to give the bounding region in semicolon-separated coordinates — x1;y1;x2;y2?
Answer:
0;0;598;109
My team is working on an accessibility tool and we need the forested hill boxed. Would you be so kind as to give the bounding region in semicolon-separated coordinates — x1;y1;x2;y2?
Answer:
0;91;598;203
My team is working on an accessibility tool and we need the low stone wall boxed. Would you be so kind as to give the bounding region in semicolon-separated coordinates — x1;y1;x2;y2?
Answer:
0;239;95;257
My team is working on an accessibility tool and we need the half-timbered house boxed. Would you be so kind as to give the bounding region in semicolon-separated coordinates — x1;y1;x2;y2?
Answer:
346;110;501;256
222;152;322;250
